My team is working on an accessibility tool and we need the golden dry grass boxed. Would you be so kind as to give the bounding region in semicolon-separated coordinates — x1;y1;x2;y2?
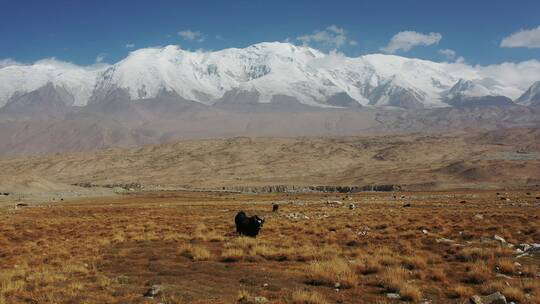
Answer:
429;268;447;282
0;190;539;303
457;247;493;262
305;257;358;288
522;264;538;277
378;266;409;293
496;258;517;275
290;289;328;304
463;262;492;284
401;255;428;270
447;285;475;299
220;248;245;262
399;283;423;302
501;286;527;303
179;244;212;261
355;257;382;275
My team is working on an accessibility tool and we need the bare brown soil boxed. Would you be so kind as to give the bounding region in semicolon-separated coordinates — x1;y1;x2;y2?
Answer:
1;190;539;303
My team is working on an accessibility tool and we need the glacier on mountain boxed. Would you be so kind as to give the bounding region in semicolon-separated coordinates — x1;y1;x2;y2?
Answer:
0;42;538;110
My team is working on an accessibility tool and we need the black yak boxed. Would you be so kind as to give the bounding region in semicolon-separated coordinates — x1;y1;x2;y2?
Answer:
272;203;279;212
234;211;265;237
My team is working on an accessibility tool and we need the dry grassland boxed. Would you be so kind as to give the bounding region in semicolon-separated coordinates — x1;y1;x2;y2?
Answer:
0;190;539;303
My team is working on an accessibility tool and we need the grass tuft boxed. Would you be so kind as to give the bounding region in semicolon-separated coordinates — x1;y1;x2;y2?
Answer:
305;257;358;288
291;289;329;304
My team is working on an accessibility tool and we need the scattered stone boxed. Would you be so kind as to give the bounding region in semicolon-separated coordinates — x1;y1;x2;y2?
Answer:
495;273;512;279
348;203;356;210
143;284;162;298
518;243;540;257
243;296;270;304
422;229;429;234
386;293;400;299
286;212;309;220
326;200;344;207
334;282;341;288
253;296;269;304
239;296;269;304
474;214;484;220
469;292;507;304
480;237;494;243
357;230;369;236
494;235;507;244
262;283;268;288
436;238;455;243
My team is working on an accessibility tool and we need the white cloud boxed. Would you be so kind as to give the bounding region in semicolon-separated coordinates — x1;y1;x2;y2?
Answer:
455;56;466;64
27;57;109;71
438;48;456;60
178;30;205;42
309;50;349;69
501;25;540;49
95;53;106;64
474;60;540;90
125;43;135;49
0;58;22;68
296;25;355;49
381;31;442;53
440;59;540;97
327;25;345;35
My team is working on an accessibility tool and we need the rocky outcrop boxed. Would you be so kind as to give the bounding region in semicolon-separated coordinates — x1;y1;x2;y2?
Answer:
224;184;402;193
470;292;507;304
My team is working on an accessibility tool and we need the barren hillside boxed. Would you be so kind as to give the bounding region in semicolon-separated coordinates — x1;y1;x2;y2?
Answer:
1;127;539;193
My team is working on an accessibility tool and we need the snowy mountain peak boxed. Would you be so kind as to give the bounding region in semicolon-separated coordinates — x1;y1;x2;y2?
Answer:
0;42;537;110
0;59;106;108
445;79;492;99
443;78;514;107
515;81;540;105
367;75;428;108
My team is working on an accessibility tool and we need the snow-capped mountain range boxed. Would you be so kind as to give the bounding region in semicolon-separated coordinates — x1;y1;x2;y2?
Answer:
0;42;539;110
515;81;540;106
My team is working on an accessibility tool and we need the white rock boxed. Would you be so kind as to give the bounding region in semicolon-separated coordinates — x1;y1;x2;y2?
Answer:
494;235;507;243
386;293;400;299
436;238;455;243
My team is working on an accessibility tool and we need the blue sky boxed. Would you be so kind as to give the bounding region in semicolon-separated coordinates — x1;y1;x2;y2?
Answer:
1;0;539;66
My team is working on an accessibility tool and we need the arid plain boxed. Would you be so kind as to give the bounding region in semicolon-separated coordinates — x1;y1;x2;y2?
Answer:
1;127;539;303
